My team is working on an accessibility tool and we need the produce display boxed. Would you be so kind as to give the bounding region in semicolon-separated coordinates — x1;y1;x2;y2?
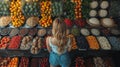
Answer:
89;0;109;18
8;57;19;67
0;16;11;27
0;57;11;67
71;0;82;19
31;37;42;54
86;36;100;50
26;17;39;28
93;57;105;67
64;0;75;20
0;28;11;36
0;36;10;49
67;34;77;50
37;29;46;37
88;0;110;28
76;36;89;49
20;36;32;50
73;57;115;67
9;28;19;37
18;28;29;36
0;56;115;67
19;57;29;67
107;36;120;50
8;36;22;49
22;1;40;17
0;0;119;66
97;36;111;50
10;0;25;27
0;1;10;16
39;1;52;27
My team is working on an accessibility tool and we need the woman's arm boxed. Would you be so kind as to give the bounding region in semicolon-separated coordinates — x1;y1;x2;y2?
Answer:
67;38;72;52
46;36;51;52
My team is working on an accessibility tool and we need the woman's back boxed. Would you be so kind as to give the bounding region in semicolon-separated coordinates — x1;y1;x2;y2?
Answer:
49;37;71;54
46;17;71;67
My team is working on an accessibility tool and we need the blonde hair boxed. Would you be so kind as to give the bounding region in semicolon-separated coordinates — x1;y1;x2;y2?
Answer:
52;17;67;53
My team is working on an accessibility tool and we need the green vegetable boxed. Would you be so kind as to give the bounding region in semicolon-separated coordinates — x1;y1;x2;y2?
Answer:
82;0;92;19
52;1;63;17
0;1;10;16
22;2;40;17
63;0;75;20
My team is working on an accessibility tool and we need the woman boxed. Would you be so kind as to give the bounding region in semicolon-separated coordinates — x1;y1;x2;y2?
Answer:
46;17;72;67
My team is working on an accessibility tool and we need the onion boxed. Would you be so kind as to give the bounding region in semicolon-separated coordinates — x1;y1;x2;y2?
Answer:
80;28;90;36
99;9;108;17
101;18;115;27
88;18;100;27
91;29;100;36
90;1;98;9
100;1;109;9
89;10;97;17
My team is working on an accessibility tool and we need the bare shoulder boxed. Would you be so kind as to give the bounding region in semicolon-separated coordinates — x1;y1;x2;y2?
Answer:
46;36;51;41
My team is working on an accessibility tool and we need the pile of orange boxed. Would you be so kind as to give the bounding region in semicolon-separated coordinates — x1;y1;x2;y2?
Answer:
0;36;10;49
67;34;78;50
39;1;52;27
8;57;19;67
10;0;25;27
71;0;82;19
86;36;100;50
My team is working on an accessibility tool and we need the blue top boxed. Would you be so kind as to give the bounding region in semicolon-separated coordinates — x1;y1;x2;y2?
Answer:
49;37;71;54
